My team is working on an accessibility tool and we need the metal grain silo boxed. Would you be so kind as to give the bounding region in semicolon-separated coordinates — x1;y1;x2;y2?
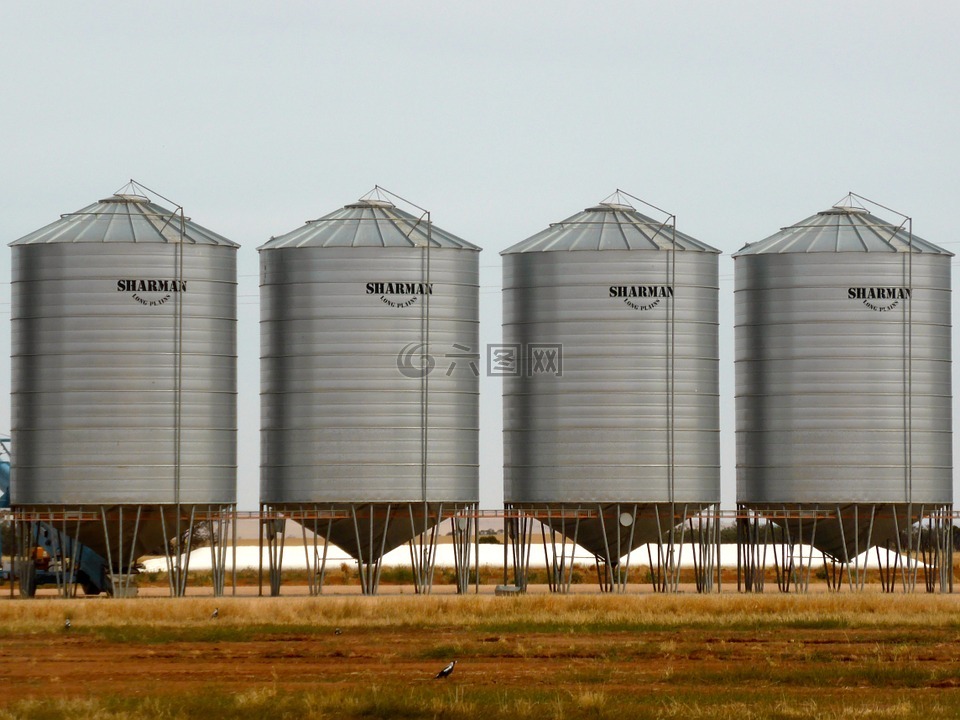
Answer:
502;192;721;592
734;196;953;592
9;184;238;596
259;189;480;594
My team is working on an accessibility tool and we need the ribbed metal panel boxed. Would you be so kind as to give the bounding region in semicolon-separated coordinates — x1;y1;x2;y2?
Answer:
262;199;478;250
259;202;480;505
9;196;238;506
503;204;721;507
12;194;234;246
735;208;953;506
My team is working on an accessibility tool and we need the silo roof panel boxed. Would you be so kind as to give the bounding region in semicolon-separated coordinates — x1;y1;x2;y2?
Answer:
9;194;238;246
259;199;480;251
502;202;719;255
352;215;386;247
734;206;952;256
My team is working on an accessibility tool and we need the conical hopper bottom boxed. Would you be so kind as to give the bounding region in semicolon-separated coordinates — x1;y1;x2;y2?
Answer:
746;503;943;562
279;502;469;565
517;503;714;564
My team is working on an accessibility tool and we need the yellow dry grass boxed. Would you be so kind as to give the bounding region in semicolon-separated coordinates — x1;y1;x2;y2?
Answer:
1;592;958;632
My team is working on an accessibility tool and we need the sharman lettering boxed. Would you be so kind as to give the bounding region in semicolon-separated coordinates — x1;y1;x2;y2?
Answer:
366;282;434;295
117;280;187;292
608;285;674;298
847;287;911;300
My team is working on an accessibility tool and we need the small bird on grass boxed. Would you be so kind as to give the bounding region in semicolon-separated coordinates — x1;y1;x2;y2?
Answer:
435;660;456;679
334;627;342;635
211;608;219;619
64;618;71;631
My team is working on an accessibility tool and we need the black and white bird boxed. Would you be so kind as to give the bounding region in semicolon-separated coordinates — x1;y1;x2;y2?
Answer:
435;660;456;679
64;618;71;631
211;608;219;620
334;628;342;636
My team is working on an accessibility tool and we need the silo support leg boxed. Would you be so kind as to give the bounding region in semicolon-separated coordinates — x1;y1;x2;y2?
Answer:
650;507;665;592
506;511;533;592
860;506;877;592
617;504;638;594
408;506;421;594
833;505;853;592
299;509;325;597
803;510;819;593
450;505;475;595
208;505;233;598
691;508;716;594
910;505;922;592
177;506;197;598
567;510;583;593
52;511;85;598
737;507;766;594
320;516;332;594
101;506;143;598
15;515;36;598
892;510;908;592
942;506;953;593
352;505;375;596
373;505;392;594
541;523;556;593
264;514;286;597
308;514;333;596
160;508;176;596
345;503;391;596
159;505;200;597
597;506;614;593
920;505;952;594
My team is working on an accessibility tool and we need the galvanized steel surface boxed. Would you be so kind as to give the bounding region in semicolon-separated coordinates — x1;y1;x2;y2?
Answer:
10;195;238;505
259;199;479;249
259;205;480;504
735;206;950;255
505;202;718;253
503;204;721;505
735;208;952;505
11;194;237;246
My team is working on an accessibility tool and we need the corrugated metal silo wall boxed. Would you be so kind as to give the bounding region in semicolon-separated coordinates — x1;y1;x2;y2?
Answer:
10;244;238;504
735;253;952;504
503;250;720;503
259;247;480;503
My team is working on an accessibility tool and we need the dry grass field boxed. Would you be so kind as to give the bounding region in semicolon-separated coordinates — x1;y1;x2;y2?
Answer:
1;593;959;719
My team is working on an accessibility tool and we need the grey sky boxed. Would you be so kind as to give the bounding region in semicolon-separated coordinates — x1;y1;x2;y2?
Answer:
2;1;959;511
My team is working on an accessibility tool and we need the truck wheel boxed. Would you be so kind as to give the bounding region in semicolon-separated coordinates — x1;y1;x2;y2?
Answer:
77;571;101;596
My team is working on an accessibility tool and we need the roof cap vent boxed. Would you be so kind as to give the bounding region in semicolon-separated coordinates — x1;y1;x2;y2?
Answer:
819;205;869;216
344;199;395;209
585;202;635;212
99;193;150;204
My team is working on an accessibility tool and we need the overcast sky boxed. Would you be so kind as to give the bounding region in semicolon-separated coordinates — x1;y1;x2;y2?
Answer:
2;1;959;511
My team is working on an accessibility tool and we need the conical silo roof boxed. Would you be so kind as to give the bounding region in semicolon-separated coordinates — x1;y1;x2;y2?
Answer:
502;193;719;254
259;195;479;251
9;193;237;247
734;198;951;256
